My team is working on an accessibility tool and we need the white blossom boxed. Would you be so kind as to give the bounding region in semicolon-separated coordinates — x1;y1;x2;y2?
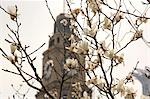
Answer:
66;42;78;53
87;0;102;14
64;58;78;70
49;89;58;98
114;54;124;64
114;12;124;23
60;19;68;26
97;41;108;55
76;41;89;54
72;82;83;98
132;30;143;41
81;91;90;99
125;87;136;99
136;17;148;25
68;34;76;43
87;76;106;89
69;19;76;29
66;41;89;54
64;13;72;18
10;43;17;54
7;5;17;20
103;17;112;30
113;79;126;96
72;82;82;92
101;41;108;51
105;49;115;59
83;26;98;37
46;60;54;67
44;94;49;98
70;8;80;18
86;59;99;71
7;56;15;64
97;78;106;89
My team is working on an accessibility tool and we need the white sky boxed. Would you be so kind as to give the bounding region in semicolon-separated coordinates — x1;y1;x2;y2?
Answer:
0;0;63;98
0;0;150;99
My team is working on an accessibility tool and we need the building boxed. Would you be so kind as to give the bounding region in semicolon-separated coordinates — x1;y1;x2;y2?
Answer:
35;13;91;99
133;67;150;96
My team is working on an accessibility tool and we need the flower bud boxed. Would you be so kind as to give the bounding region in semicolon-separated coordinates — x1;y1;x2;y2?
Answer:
10;43;17;54
7;5;17;20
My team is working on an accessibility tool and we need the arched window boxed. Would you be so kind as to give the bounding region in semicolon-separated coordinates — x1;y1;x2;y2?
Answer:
49;39;54;47
57;37;60;43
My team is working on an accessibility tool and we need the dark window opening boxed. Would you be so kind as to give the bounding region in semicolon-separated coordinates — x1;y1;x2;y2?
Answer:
47;56;51;60
49;39;55;47
54;22;56;33
57;37;60;43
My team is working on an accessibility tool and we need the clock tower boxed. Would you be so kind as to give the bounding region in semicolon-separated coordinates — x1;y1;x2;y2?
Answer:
36;13;91;99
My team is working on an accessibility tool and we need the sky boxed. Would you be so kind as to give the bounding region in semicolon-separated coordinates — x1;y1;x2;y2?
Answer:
0;0;63;98
0;0;150;99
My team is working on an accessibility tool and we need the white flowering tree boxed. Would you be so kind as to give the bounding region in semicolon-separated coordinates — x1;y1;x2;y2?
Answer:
0;0;150;99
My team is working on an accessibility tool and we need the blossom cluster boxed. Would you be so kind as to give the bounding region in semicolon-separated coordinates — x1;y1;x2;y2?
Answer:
72;82;90;99
1;0;150;99
7;43;20;64
87;76;106;89
64;58;78;70
66;40;89;54
7;5;18;20
87;0;102;14
112;79;136;98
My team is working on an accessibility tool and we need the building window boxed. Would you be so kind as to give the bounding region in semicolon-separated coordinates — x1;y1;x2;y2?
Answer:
49;39;55;47
57;37;60;43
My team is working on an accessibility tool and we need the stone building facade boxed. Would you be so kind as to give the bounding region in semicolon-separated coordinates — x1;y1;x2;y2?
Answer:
35;13;91;99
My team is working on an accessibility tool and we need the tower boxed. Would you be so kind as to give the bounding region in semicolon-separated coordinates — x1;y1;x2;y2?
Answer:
36;13;91;99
